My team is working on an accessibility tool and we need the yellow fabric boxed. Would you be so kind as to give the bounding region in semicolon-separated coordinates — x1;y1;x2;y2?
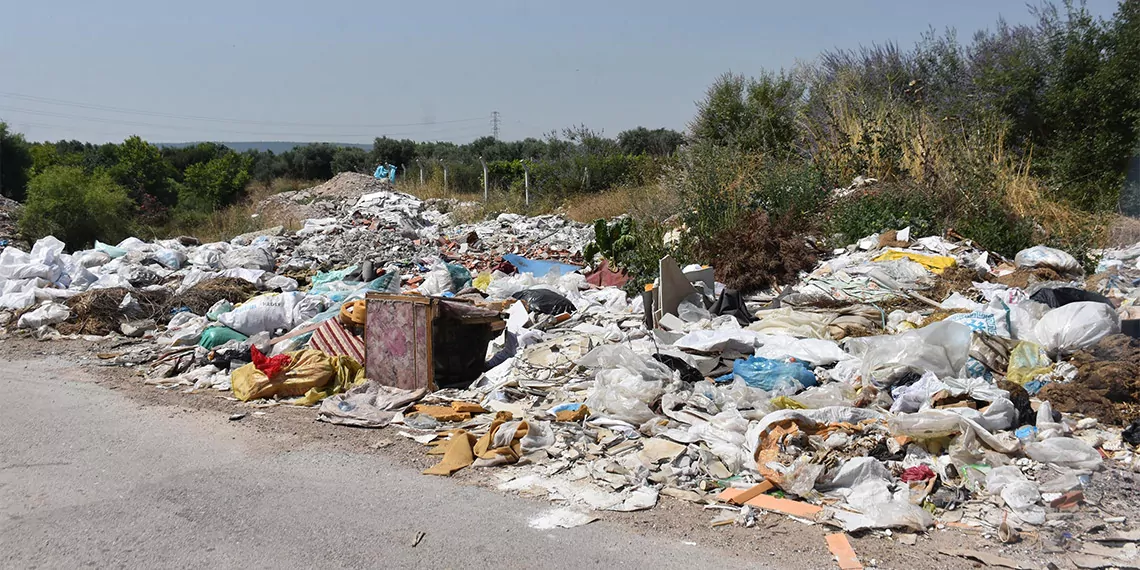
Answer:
423;431;478;476
1006;341;1054;385
770;396;807;410
474;413;527;460
872;250;957;274
231;350;365;405
473;272;492;293
288;355;368;406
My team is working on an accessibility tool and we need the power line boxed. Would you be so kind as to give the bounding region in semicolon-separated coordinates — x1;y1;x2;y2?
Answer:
0;91;486;129
0;106;492;139
10;118;493;143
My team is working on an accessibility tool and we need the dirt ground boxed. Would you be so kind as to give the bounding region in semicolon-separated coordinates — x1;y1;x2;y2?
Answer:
5;332;1140;570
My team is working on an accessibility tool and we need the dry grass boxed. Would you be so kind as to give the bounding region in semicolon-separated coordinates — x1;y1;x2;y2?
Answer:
247;177;324;195
562;184;679;223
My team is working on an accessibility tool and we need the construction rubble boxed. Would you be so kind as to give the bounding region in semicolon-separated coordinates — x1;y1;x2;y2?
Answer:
8;173;1140;567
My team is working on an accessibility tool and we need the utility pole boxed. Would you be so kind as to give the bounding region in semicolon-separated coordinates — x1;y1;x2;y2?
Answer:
491;111;500;140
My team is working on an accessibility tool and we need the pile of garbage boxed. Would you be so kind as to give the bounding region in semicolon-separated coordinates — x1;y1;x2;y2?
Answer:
9;180;1140;563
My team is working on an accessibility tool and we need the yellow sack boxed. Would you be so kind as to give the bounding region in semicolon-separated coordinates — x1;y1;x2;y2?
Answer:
288;355;368;406
1006;341;1053;385
873;250;957;274
473;272;492;293
231;349;336;402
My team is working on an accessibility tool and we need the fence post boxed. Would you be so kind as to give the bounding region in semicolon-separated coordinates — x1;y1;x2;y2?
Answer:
416;159;424;186
439;159;448;193
479;156;488;202
522;161;531;207
583;166;589;190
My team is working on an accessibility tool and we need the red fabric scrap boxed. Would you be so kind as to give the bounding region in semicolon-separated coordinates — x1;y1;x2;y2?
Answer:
900;465;936;483
251;345;291;379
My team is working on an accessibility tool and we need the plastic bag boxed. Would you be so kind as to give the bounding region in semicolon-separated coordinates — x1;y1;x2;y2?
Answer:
584;367;663;425
206;299;234;321
1014;245;1080;274
75;250;112;268
888;410;962;439
16;302;70;329
1033;301;1119;356
217;292;308;336
94;240;127;259
198;326;248;349
1006;341;1053;385
986;465;1045;525
755;336;849;365
1024;438;1102;471
847;321;973;387
417;268;453;296
149;248;187;270
512;288;575;315
231;349;335;402
157;313;209;347
1030;287;1112;309
1008;300;1049;343
221;246;275;272
732;356;816;394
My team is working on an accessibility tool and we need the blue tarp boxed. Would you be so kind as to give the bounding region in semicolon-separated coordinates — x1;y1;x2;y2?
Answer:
502;254;582;278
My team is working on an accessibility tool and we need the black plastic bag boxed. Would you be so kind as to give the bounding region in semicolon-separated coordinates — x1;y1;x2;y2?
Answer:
1030;287;1112;309
711;288;754;326
512;288;575;315
1124;419;1140;446
653;353;704;384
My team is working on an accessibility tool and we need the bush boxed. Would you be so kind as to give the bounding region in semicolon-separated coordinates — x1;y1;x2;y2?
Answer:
19;166;134;249
827;186;942;245
697;211;819;293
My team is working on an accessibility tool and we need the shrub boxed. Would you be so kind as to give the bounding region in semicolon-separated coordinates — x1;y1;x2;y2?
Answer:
19;166;134;249
697;211;819;293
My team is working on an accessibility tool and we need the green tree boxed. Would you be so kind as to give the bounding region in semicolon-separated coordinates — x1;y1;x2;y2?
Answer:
110;136;176;205
331;146;368;174
618;127;685;156
0;122;33;201
177;153;252;211
19;166;133;249
689;71;803;157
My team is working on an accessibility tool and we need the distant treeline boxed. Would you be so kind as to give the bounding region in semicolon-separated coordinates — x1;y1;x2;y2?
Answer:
0;124;683;247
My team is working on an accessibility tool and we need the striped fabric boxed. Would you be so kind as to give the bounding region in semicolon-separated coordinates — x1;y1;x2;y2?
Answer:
310;318;365;364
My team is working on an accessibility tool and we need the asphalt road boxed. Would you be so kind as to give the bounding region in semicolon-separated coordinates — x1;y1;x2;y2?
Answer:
0;356;763;569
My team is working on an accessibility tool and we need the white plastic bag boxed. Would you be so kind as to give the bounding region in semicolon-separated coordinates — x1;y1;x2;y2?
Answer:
847;321;973;387
157;313;209;347
986;465;1045;525
756;335;850;366
217;292;303;335
1024;438;1103;471
17;302;70;329
221;246;275;272
1015;245;1080;274
584;367;663;425
1033;301;1119;356
150;248;187;270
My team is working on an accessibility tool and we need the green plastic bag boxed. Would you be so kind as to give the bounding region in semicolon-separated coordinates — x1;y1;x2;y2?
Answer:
198;326;248;349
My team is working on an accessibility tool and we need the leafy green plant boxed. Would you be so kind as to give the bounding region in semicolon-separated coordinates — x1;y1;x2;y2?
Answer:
583;217;636;265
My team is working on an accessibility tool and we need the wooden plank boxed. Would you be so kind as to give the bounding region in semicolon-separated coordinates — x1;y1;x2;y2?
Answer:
825;533;863;570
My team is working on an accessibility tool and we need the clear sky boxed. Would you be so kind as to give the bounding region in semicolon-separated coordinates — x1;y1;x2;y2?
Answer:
0;0;1124;145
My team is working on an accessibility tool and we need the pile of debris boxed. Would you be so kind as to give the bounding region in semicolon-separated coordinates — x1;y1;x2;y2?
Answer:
0;195;22;250
9;180;1140;567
